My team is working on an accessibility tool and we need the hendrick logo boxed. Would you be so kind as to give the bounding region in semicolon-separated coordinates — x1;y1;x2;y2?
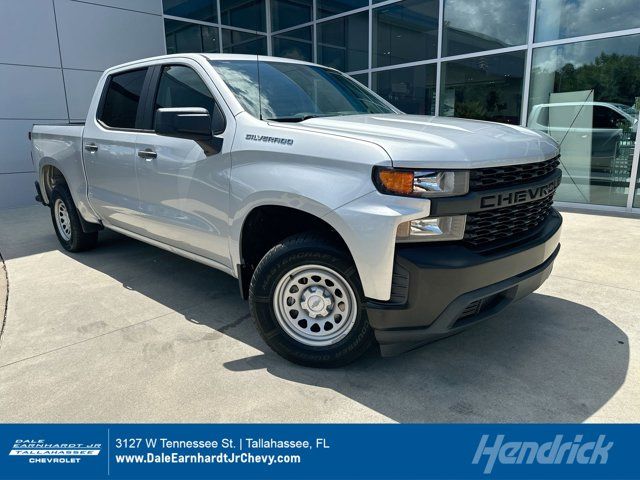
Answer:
246;134;294;146
480;177;561;209
472;434;613;474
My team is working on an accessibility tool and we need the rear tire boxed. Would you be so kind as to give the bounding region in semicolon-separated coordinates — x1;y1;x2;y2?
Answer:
50;184;98;252
249;233;374;368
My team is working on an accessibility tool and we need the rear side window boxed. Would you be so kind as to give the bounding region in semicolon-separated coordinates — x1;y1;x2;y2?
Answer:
99;68;148;129
154;65;217;115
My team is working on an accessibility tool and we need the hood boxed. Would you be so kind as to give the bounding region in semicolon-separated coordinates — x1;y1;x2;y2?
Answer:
280;114;559;169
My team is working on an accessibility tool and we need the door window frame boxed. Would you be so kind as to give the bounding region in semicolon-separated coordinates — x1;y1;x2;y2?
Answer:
141;63;228;134
96;67;155;133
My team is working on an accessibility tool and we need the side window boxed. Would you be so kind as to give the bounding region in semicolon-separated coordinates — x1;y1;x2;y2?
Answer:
593;106;625;129
99;68;148;129
155;65;217;116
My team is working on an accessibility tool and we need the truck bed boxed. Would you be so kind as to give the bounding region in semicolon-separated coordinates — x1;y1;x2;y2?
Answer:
31;123;91;220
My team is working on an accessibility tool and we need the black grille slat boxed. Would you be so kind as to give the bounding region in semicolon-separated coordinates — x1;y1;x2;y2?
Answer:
460;299;482;319
463;156;560;249
454;293;504;328
469;157;560;191
464;194;555;248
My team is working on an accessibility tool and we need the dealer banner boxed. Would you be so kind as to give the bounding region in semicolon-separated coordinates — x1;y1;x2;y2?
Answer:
0;424;637;479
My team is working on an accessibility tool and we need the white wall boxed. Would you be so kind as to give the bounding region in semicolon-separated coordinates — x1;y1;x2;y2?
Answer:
0;0;165;208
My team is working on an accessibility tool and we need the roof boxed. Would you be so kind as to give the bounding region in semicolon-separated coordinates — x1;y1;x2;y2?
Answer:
201;53;319;67
104;53;322;75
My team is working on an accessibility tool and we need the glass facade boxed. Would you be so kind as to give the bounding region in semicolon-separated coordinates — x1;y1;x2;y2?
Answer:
372;0;438;68
535;0;640;42
528;35;640;207
162;0;640;212
443;0;529;56
220;0;266;31
271;0;312;31
373;64;436;115
163;0;217;22
273;27;313;62
221;29;267;54
317;0;368;19
441;51;526;124
165;19;219;54
317;12;368;72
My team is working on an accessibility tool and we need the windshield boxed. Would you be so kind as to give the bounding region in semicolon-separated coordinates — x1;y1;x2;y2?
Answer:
210;60;398;121
613;103;638;118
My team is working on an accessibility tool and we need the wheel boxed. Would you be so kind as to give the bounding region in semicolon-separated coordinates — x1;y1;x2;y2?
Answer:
249;233;375;367
49;184;98;252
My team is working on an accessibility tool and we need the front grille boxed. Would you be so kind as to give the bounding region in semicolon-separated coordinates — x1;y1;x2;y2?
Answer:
469;157;560;191
453;292;504;328
464;194;555;248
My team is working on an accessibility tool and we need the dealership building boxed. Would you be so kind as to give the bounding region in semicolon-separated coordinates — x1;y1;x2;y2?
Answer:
1;0;639;213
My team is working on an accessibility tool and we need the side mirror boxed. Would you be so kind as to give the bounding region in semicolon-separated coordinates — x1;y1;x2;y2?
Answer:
155;107;212;141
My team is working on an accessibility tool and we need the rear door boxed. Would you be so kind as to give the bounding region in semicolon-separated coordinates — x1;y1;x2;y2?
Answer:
83;67;151;231
134;61;233;267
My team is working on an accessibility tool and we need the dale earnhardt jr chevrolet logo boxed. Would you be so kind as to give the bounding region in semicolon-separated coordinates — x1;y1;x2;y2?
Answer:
480;176;561;209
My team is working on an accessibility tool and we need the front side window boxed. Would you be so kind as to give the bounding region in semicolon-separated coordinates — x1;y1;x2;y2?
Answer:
592;106;627;129
155;65;217;115
100;68;148;129
211;60;397;120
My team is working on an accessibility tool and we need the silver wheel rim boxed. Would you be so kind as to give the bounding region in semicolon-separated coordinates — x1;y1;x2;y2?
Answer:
273;264;358;347
54;198;72;241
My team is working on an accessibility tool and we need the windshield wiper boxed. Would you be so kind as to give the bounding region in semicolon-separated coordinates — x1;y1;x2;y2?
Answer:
265;115;323;122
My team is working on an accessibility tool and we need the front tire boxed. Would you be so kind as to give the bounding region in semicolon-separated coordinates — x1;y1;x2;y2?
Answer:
249;233;374;367
50;184;98;252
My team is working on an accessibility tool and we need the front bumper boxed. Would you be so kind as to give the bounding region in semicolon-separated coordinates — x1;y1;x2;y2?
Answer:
366;210;562;356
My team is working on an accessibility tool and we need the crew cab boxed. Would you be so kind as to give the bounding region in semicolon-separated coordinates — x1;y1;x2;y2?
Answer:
31;54;562;367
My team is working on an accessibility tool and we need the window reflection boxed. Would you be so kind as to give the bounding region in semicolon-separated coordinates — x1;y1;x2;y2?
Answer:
273;27;313;62
221;29;267;54
528;35;640;207
350;73;368;87
373;0;439;68
271;0;312;32
317;0;368;19
373;64;436;115
162;0;217;23
440;51;525;124
443;0;529;57
536;0;640;42
317;12;368;72
220;0;266;32
165;19;219;53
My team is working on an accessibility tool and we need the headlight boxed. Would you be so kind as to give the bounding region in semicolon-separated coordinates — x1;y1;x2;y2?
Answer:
396;215;466;242
373;167;469;198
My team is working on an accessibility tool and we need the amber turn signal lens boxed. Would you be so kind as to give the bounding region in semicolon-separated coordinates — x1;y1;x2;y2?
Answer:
377;170;414;195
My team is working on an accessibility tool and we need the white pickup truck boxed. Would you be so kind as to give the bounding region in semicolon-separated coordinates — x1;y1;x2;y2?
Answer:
31;54;562;367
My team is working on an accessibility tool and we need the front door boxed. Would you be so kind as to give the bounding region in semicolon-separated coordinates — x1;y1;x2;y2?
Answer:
134;63;232;268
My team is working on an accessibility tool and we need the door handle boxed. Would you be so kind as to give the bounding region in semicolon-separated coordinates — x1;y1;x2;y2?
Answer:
84;143;98;152
137;149;157;160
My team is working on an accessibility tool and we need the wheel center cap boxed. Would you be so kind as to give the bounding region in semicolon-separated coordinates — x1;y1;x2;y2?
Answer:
307;295;324;312
300;286;332;318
